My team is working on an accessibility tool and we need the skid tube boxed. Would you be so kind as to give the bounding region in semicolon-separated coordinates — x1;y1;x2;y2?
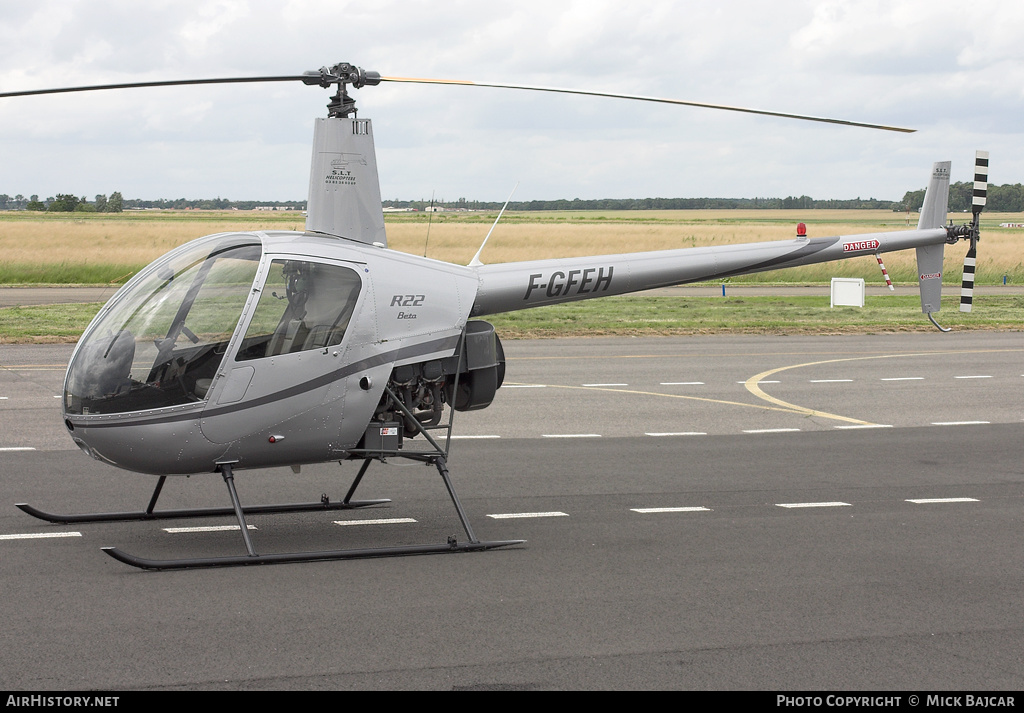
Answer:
16;460;389;525
102;538;516;570
100;456;522;570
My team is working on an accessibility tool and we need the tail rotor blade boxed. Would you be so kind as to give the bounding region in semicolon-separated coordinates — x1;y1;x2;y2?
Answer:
961;151;988;314
959;243;977;313
973;150;989;217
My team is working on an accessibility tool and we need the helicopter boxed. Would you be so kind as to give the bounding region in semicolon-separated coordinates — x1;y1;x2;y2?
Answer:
2;62;988;569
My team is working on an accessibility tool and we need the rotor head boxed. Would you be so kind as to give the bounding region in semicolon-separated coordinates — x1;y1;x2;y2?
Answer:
302;63;382;118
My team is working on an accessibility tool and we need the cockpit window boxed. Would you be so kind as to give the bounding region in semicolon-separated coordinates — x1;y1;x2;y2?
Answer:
235;259;361;361
64;236;261;415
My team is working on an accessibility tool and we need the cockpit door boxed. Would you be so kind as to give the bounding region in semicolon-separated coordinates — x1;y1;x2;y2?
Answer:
200;256;370;455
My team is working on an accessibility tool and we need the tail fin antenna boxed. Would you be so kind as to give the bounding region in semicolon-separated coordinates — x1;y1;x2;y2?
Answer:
469;182;518;267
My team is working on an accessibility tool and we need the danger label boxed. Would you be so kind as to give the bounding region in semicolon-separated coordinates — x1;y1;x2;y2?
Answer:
843;239;880;252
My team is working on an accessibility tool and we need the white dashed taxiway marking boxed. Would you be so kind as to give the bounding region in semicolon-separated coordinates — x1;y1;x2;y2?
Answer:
744;428;800;434
932;421;990;426
631;507;710;513
906;498;979;504
542;433;601;438
487;512;569;519
777;502;851;509
164;525;257;533
0;532;81;540
0;447;35;452
334;518;417;526
645;432;707;436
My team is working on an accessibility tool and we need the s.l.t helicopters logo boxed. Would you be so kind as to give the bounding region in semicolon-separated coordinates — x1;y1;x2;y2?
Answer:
325;153;366;186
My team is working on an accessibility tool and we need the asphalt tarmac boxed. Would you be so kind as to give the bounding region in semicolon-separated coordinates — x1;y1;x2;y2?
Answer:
0;333;1022;691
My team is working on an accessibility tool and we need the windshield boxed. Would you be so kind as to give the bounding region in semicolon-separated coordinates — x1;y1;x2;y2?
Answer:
65;235;262;415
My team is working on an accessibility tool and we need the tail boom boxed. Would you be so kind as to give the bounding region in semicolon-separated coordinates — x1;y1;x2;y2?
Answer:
470;228;948;317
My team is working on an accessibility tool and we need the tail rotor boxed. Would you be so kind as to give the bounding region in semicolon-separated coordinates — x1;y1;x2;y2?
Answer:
959;150;988;313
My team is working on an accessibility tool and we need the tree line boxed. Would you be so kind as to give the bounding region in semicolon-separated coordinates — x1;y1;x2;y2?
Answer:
121;197;305;211
0;193;123;212
4;181;1024;213
901;182;1024;213
0;194;302;212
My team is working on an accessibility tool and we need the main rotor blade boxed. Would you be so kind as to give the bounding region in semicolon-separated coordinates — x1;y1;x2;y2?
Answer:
0;75;308;99
2;69;916;134
380;76;916;133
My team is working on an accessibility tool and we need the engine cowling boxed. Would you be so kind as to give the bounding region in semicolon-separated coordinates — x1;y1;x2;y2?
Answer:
375;321;505;437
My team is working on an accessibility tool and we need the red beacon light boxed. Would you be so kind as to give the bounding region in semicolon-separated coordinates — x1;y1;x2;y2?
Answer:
796;222;807;237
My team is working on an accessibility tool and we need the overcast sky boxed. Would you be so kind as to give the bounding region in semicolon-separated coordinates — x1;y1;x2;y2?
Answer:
2;0;1021;203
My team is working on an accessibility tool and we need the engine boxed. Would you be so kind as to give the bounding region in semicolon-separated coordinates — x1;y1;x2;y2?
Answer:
373;321;505;438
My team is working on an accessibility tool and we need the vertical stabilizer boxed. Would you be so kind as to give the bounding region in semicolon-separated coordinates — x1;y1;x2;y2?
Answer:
916;161;951;314
305;117;387;246
917;161;951;230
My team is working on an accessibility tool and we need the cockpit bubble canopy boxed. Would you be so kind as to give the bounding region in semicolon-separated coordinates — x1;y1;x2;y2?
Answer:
64;234;262;416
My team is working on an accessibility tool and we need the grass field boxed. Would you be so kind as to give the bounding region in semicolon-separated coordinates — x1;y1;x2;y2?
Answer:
1;293;1020;344
0;209;1020;342
1;209;1022;285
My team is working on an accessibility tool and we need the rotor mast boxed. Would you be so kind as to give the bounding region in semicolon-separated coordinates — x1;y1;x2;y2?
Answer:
301;64;387;246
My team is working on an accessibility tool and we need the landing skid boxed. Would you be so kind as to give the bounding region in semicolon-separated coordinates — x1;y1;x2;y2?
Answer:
16;493;388;524
100;456;522;570
16;461;389;525
103;537;516;570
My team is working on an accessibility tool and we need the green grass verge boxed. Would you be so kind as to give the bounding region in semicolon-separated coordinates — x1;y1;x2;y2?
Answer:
0;303;103;342
1;295;1019;343
487;294;1024;337
0;263;146;285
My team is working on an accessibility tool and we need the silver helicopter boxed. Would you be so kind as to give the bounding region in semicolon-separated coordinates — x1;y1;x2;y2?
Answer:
4;63;988;569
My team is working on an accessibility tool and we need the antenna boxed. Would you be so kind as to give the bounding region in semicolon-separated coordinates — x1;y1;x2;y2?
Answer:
469;183;518;267
424;190;435;257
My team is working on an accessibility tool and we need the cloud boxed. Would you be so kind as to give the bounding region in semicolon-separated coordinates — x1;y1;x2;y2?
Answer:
2;0;1021;201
